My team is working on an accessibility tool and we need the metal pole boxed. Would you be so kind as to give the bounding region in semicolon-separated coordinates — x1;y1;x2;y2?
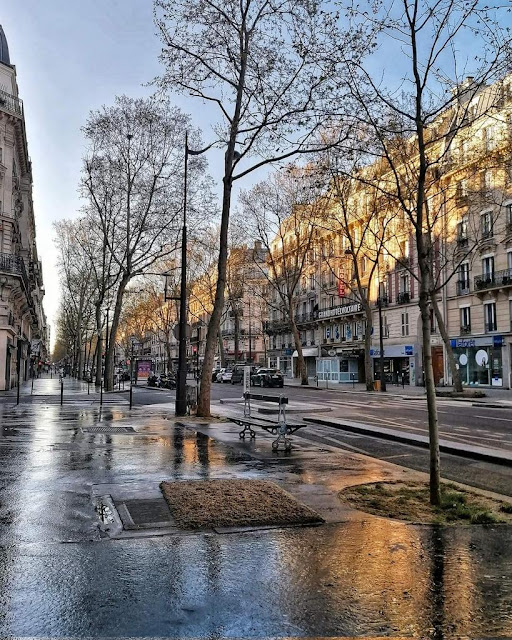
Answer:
130;344;134;409
88;379;90;395
176;133;189;416
60;378;63;406
105;308;109;391
31;362;34;395
16;338;21;406
100;378;103;406
378;296;387;392
248;297;252;364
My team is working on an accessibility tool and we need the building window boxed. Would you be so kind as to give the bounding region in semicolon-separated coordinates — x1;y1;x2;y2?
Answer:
508;251;512;271
457;215;468;242
481;211;493;239
329;295;335;308
484;170;494;191
482;255;495;281
457;179;468;198
458;263;470;294
484;302;497;332
506;203;512;231
484;125;496;151
401;312;409;336
460;306;471;333
309;273;315;290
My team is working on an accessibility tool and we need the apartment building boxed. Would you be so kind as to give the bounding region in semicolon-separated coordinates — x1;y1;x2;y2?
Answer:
0;26;48;390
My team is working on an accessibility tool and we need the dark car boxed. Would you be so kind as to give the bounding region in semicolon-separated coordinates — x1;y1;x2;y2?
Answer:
231;365;257;384
250;368;284;388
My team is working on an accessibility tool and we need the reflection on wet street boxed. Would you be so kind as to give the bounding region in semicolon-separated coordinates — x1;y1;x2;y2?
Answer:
0;399;510;638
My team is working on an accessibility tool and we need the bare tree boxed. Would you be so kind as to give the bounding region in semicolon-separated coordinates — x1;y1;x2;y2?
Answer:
338;0;512;504
80;95;209;390
155;0;368;415
241;168;327;384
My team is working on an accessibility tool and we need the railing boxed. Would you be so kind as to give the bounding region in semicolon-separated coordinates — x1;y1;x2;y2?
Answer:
456;236;469;248
456;280;470;295
375;296;389;307
481;228;494;241
397;256;410;269
485;322;497;333
0;89;23;118
295;312;317;324
396;291;411;304
460;325;472;334
474;268;512;291
0;253;30;292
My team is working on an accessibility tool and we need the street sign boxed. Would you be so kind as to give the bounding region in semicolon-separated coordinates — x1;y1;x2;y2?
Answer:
173;323;191;340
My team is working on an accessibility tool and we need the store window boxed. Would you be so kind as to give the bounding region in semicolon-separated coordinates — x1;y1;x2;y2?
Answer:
484;302;497;332
460;306;471;333
401;312;409;336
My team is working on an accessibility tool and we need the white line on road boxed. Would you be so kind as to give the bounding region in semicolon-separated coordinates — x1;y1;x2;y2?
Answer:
474;414;512;423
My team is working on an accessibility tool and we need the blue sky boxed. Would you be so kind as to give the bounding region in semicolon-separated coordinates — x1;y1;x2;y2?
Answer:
2;0;221;345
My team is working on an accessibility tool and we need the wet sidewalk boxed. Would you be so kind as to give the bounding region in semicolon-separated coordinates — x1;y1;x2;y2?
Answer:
0;391;510;638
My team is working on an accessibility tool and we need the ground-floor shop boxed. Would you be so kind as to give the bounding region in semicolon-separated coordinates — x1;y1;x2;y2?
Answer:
450;335;509;387
370;343;419;386
317;347;364;383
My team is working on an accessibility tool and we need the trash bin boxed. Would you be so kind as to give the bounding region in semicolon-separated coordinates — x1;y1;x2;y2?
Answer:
374;380;381;391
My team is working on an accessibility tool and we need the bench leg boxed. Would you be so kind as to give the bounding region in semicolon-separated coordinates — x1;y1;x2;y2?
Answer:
272;430;292;451
239;425;256;439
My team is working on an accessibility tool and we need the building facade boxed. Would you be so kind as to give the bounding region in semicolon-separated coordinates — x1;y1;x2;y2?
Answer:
0;26;47;390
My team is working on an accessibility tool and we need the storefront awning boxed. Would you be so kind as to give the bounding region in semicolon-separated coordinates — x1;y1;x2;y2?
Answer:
292;347;318;358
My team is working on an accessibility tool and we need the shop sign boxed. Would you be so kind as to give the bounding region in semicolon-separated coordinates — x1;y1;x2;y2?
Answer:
327;349;337;356
137;360;152;380
450;336;502;349
370;345;415;358
318;302;362;319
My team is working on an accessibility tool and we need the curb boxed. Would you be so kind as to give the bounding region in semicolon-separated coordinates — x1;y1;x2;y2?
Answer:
304;416;512;467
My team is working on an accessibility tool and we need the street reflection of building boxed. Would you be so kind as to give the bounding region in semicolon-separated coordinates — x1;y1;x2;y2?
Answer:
0;26;48;390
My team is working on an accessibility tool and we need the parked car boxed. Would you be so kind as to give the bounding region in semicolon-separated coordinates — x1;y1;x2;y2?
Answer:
231;365;257;384
214;368;226;382
217;368;233;383
250;368;284;388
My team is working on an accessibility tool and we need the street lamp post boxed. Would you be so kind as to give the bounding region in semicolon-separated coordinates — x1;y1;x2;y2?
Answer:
248;297;252;363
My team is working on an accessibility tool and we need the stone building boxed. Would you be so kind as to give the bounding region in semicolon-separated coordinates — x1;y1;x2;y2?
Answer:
0;25;47;390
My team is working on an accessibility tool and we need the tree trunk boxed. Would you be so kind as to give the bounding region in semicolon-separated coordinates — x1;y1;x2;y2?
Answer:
234;310;239;365
218;329;226;368
418;254;441;506
431;293;463;392
165;336;172;374
289;311;308;385
104;277;129;391
197;175;233;416
363;303;373;391
95;303;103;387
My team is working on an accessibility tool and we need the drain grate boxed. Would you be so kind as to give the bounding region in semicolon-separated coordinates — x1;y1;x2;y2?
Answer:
116;499;175;530
82;426;136;434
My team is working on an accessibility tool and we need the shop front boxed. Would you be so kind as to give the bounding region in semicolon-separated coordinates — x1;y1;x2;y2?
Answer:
450;335;504;387
291;346;318;377
370;343;417;386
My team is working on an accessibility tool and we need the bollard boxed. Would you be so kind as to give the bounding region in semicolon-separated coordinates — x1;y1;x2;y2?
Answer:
402;375;405;389
129;384;133;409
60;379;63;406
88;379;90;395
100;379;103;406
351;373;355;389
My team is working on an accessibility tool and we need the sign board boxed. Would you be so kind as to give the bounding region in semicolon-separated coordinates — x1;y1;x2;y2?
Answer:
30;339;41;355
243;366;251;394
137;360;152;380
327;349;337;357
318;302;362;319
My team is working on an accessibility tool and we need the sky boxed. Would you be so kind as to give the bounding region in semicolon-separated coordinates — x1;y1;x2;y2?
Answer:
2;0;223;348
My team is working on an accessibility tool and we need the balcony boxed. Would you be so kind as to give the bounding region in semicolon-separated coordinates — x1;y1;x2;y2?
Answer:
474;268;512;292
294;312;317;324
396;256;410;269
0;253;30;293
456;280;470;295
485;322;497;333
481;228;494;241
375;296;389;308
396;291;411;304
0;89;23;118
456;236;469;249
460;325;472;334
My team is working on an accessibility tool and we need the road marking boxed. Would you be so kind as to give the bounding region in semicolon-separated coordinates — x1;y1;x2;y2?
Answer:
474;414;512;423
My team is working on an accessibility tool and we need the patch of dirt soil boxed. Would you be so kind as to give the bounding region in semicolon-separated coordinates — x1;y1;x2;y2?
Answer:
160;479;324;529
339;481;512;525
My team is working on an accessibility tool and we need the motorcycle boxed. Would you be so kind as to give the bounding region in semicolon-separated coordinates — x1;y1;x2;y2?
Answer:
147;374;160;387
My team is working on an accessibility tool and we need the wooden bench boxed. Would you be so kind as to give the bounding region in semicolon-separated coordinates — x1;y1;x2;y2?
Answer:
230;392;306;451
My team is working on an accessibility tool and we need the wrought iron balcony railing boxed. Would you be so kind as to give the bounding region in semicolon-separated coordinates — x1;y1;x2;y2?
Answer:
474;268;512;291
0;89;23;118
460;325;472;334
0;252;29;293
485;322;497;333
456;280;470;295
375;296;389;308
396;291;411;304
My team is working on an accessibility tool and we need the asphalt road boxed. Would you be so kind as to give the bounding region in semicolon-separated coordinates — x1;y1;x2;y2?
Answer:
132;382;512;497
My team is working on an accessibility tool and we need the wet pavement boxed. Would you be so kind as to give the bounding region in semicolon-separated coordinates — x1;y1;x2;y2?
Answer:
0;378;511;638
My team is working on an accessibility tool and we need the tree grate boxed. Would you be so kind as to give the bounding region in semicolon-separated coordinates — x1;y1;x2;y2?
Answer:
82;426;136;434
